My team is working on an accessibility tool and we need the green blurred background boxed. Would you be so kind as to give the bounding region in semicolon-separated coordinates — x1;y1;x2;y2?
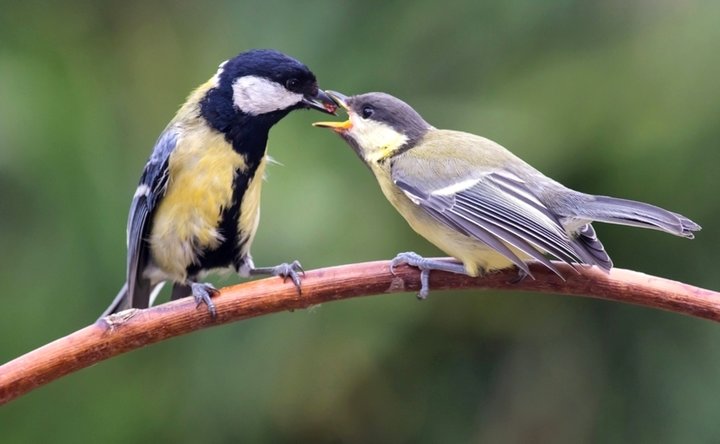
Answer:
2;1;719;442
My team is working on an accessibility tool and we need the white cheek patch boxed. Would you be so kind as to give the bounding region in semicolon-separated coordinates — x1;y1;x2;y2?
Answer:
347;118;409;162
232;75;303;115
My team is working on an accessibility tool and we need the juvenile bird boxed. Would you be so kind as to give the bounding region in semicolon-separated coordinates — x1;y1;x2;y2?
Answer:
314;92;700;298
101;49;336;318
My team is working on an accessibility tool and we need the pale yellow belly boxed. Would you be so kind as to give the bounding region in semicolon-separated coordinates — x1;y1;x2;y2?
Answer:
379;178;529;277
406;212;528;276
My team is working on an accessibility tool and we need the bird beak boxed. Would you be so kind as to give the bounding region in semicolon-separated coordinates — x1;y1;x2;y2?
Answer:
312;90;353;131
302;89;338;115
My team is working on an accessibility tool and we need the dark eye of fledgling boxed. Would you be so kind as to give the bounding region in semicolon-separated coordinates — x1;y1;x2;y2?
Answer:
285;78;300;91
361;105;374;119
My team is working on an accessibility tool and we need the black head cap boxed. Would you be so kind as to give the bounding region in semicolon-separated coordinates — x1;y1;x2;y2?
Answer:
219;49;320;99
200;49;334;151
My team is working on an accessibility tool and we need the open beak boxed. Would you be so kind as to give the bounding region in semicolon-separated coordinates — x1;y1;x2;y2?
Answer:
302;89;338;115
312;90;352;131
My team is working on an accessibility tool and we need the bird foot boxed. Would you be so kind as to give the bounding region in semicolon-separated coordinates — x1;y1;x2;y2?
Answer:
250;260;305;294
391;252;433;300
191;282;219;319
390;252;467;300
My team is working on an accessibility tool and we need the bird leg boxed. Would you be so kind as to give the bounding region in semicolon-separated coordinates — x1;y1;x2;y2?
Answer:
390;251;468;300
250;261;305;291
239;256;305;293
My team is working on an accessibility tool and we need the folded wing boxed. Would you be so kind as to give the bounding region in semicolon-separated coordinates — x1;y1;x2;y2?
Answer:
391;156;612;277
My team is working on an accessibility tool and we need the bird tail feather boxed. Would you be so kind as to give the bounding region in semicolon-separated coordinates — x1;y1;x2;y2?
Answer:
572;223;613;271
99;282;131;320
98;279;158;320
579;196;701;238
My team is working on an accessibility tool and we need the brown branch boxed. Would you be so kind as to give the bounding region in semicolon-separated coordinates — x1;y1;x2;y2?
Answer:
1;260;718;405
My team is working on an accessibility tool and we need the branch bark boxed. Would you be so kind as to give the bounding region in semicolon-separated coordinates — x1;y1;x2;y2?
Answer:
1;259;718;405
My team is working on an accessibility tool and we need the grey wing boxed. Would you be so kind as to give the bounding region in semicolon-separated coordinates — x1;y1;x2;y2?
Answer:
127;128;178;303
391;162;608;277
105;128;178;315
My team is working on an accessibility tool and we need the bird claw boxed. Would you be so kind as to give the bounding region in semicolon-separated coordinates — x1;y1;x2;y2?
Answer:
390;251;427;275
390;251;432;300
279;260;304;289
417;269;430;300
252;260;304;294
191;282;219;319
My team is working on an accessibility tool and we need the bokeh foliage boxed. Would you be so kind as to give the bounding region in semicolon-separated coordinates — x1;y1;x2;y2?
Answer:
1;1;719;442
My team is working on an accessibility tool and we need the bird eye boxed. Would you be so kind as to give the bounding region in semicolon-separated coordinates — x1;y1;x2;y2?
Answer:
285;78;300;90
361;105;375;119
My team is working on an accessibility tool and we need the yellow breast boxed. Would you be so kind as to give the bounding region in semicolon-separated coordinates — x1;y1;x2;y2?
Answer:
149;125;247;281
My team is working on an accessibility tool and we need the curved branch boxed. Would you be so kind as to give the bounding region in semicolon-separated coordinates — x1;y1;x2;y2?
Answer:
1;259;718;405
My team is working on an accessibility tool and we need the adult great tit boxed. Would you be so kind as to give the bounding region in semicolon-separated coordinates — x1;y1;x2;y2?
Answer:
314;92;700;298
101;49;336;318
